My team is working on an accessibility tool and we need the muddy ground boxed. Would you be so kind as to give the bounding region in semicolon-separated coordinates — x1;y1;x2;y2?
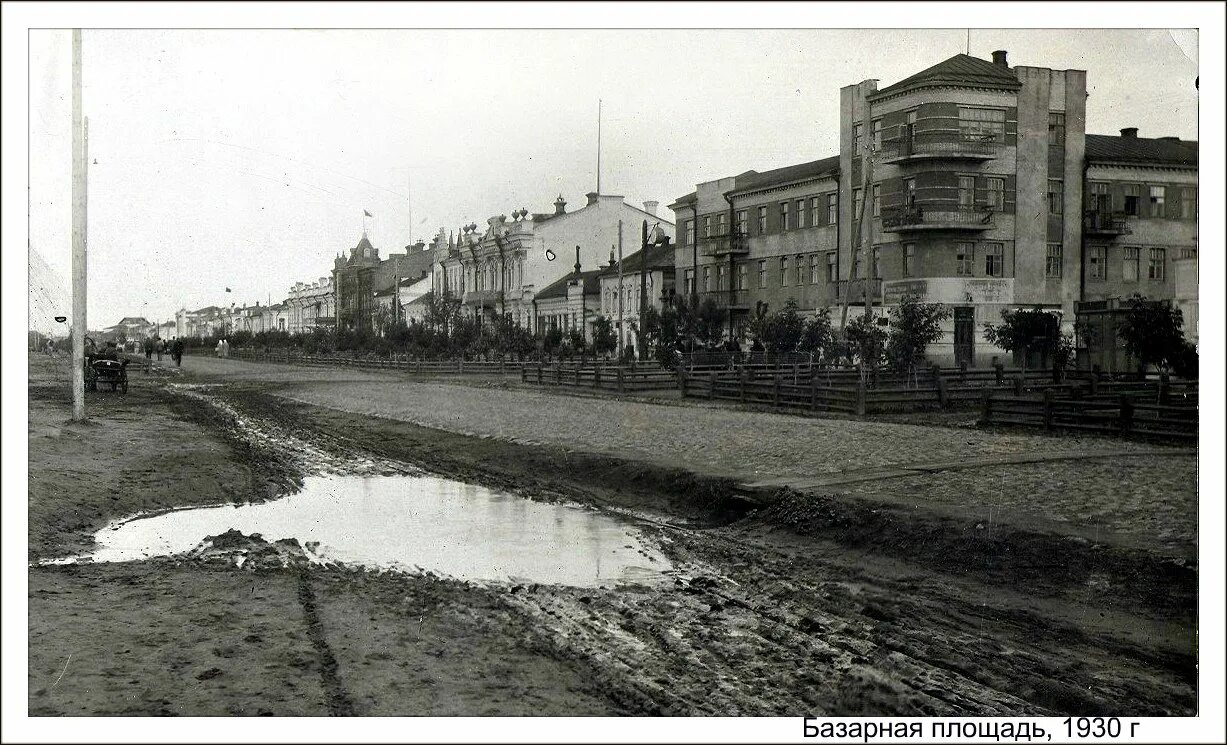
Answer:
27;354;1196;716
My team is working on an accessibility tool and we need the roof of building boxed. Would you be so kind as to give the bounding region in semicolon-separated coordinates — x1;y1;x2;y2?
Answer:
406;291;433;306
1085;134;1198;167
373;287;398;298
534;270;603;301
668;192;698;209
730;155;841;195
872;53;1022;99
599;243;675;277
117;316;151;325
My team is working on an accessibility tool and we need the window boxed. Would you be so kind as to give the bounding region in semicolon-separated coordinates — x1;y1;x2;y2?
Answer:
871;184;881;217
1180;187;1196;219
1123;247;1140;282
958;108;1005;142
1047;179;1063;214
703;215;712;238
1048;112;1065;145
717;264;727;291
1148;248;1166;280
781;202;790;230
827;253;837;282
684;268;695;295
853;188;863;218
758;206;767;234
1124;184;1141;216
780;257;789;285
810;254;821;284
685;220;695;244
797;199;806;228
984;243;1004;277
958;176;975;207
757;260;767;288
1090;181;1111;212
853;122;864;153
810;197;820;227
853;249;863;279
987;177;1005;211
796;254;805;286
1087;246;1106;280
903;243;915;277
871;119;882;150
1045;243;1062;278
737;264;748;290
703;266;712;292
872;247;881;278
1149;186;1166;218
736;210;748;235
956;242;974;276
903;178;917;206
717;213;727;235
827;194;838;224
1179;247;1197;260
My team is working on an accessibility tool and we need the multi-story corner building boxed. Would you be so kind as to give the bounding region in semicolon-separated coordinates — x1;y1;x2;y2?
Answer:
597;240;677;355
669;50;1197;367
333;234;434;333
285;277;335;334
431;193;673;333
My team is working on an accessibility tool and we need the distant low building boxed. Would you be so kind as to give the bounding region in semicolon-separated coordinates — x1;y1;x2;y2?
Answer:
532;252;602;341
597;240;675;356
285;277;335;334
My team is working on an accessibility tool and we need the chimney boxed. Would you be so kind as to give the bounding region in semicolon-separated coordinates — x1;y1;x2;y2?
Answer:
991;50;1008;67
1120;127;1138;138
554;195;567;215
608;249;617;268
643;200;658;216
574;245;582;275
585;191;600;207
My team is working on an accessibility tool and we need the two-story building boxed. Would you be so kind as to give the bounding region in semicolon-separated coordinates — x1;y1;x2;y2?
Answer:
285;277;335;334
334;234;434;333
597;239;676;355
432;193;673;334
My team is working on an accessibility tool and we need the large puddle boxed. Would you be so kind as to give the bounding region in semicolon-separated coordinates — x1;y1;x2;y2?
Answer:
64;474;672;587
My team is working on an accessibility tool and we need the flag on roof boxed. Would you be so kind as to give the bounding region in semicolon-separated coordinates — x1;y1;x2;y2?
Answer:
225;287;232;292
363;209;373;217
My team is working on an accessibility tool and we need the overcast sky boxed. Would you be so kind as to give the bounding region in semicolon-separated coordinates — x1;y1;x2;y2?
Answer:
28;28;1198;327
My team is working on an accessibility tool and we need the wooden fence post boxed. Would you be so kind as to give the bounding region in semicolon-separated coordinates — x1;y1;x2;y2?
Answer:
773;374;781;408
594;365;602;389
1089;373;1099;396
708;372;717;400
1013;375;1025;396
1159;373;1170;405
677;366;687;395
936;376;949;408
1118;394;1134;434
792;363;799;386
537;362;544;384
458;358;464;373
555;364;562;384
855;379;867;416
810;375;819;412
981;390;993;424
618;368;626;395
740;369;749;403
958;359;968;382
993;357;1004;385
1042;389;1054;431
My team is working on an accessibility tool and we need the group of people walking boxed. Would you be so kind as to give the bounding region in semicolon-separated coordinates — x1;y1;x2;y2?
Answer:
141;335;185;367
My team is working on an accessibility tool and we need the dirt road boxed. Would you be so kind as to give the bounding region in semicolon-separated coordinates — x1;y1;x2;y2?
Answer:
28;353;1197;715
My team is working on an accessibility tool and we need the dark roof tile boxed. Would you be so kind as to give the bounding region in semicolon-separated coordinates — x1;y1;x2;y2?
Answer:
535;270;602;301
1085;134;1198;166
872;53;1021;98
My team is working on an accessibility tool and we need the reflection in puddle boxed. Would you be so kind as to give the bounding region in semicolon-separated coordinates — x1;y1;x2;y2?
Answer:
72;475;671;587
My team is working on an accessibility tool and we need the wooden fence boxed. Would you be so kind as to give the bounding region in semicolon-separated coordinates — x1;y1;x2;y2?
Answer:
981;385;1197;441
520;363;678;393
228;348;529;375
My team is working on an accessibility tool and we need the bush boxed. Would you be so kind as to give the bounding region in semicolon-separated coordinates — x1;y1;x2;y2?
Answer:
885;294;951;375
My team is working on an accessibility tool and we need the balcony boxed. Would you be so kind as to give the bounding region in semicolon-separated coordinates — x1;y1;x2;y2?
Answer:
881;205;994;233
697;230;749;257
1084;210;1132;237
880;134;1001;164
701;289;752;311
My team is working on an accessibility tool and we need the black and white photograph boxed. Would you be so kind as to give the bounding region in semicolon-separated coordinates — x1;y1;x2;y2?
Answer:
2;3;1223;743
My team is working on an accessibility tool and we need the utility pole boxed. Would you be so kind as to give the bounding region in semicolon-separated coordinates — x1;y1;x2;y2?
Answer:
616;220;624;358
639;220;648;360
71;29;87;422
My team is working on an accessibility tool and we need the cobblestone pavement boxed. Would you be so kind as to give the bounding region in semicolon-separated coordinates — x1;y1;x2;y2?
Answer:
179;357;1196;552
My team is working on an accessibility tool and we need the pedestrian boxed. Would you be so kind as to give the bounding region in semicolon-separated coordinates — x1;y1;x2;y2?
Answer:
171;337;184;367
155;336;163;361
215;338;224;358
143;336;154;362
45;338;55;357
222;338;230;358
